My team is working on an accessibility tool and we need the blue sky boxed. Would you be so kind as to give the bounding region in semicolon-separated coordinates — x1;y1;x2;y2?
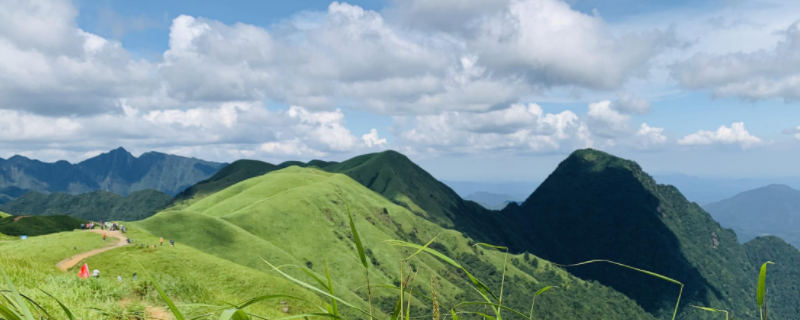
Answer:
0;0;798;183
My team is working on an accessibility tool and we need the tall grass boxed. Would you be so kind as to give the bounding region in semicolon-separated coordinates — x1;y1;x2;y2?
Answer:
0;200;782;319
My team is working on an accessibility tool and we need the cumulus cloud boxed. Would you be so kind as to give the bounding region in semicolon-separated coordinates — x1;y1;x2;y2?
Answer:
631;123;668;150
671;21;800;101
614;92;651;114
678;122;764;150
783;126;800;141
393;103;593;154
362;129;387;148
585;100;631;138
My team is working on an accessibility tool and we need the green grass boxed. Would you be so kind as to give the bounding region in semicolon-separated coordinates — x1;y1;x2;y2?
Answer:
136;166;657;319
0;215;85;236
0;210;9;218
0;228;327;319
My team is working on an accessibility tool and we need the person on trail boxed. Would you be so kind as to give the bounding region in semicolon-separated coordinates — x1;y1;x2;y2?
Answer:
170;239;175;247
160;237;163;246
132;273;137;281
80;223;85;230
117;273;122;282
126;238;131;244
103;233;106;242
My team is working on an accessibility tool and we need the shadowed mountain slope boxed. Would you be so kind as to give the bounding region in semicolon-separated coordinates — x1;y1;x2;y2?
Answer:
1;189;171;221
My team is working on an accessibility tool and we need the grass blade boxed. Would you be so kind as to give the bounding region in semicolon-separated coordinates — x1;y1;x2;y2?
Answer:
528;286;557;319
0;303;23;320
385;240;499;302
345;201;368;269
0;260;34;320
323;258;339;317
262;258;375;319
691;305;729;320
757;261;774;320
40;289;77;320
219;308;250;320
134;259;186;320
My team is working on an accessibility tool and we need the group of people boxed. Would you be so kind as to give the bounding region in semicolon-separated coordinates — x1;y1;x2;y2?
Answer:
80;221;127;233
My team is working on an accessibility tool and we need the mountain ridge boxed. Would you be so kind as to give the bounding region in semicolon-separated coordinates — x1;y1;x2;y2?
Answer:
0;147;226;198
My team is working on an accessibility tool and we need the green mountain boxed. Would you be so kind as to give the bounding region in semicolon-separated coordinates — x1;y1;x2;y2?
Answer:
0;147;226;198
1;189;172;221
704;184;800;248
500;149;796;319
141;166;656;319
0;214;85;236
743;236;800;319
173;151;525;252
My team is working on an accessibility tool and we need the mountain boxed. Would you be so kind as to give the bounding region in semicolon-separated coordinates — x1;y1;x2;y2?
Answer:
464;191;524;209
0;214;85;236
1;189;172;221
704;184;800;248
653;173;800;204
141;166;657;319
501;149;795;319
442;180;539;199
172;151;524;251
0;147;225;198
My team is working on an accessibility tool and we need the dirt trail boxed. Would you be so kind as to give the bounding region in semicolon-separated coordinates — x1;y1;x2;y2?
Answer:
56;229;129;272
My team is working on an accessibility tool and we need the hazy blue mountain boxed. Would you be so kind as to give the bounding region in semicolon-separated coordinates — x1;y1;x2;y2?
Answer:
0;147;226;197
442;180;538;199
703;184;800;248
653;173;800;204
464;191;524;209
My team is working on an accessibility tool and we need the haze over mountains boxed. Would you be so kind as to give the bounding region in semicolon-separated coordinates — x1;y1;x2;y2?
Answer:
0;147;226;203
704;184;800;249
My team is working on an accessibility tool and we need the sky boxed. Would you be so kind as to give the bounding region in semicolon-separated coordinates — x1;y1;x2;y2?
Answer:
1;0;799;183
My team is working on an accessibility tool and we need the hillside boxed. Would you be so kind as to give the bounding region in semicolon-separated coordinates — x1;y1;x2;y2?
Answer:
0;229;328;319
1;189;172;221
0;210;8;218
0;147;225;198
0;215;85;236
172;159;279;204
743;236;800;319
142;166;657;319
501;149;793;319
704;184;800;248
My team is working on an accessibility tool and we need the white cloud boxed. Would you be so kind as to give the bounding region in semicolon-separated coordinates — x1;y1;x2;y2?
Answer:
678;122;764;150
585;100;631;138
632;123;667;150
394;103;592;154
614;92;651;114
362;129;387;148
671;21;800;101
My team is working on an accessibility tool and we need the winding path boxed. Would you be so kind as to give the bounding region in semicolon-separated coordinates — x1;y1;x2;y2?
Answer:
56;229;129;272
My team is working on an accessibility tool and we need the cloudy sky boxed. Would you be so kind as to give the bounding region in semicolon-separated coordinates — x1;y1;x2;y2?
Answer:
1;0;799;182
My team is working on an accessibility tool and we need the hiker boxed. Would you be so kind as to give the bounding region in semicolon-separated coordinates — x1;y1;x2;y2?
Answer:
117;273;122;282
160;237;163;246
132;273;137;281
170;239;175;247
93;269;100;278
126;238;131;244
80;223;85;230
103;233;106;241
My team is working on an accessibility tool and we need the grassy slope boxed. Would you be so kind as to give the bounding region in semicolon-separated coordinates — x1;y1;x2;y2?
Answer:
0;228;327;319
0;215;85;236
0;209;9;218
140;166;655;319
172;159;278;206
1;189;172;221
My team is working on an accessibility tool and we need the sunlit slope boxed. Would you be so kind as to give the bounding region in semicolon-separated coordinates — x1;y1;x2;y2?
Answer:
1;228;327;319
0;210;9;218
140;166;656;319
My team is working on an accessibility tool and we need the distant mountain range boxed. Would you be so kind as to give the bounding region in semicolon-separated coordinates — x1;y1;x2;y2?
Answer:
653;173;800;204
463;191;524;210
704;184;800;249
0;147;226;202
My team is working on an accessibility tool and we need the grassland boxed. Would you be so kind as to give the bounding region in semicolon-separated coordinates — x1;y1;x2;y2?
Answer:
0;210;9;218
136;166;655;319
1;227;327;319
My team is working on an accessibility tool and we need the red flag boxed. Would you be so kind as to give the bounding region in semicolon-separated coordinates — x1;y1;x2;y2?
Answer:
78;263;90;278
